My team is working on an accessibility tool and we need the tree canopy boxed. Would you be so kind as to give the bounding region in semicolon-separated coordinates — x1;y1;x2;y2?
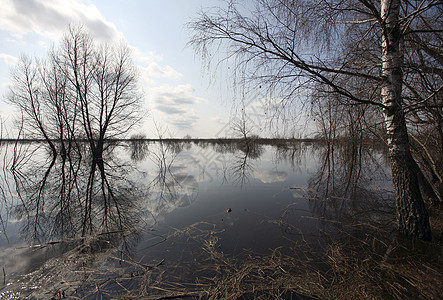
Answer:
189;0;442;240
8;26;144;161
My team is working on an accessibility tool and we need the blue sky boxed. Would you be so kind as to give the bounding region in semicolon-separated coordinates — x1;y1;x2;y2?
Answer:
0;0;307;138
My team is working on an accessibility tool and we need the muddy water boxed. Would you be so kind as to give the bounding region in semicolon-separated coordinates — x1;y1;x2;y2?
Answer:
0;141;394;298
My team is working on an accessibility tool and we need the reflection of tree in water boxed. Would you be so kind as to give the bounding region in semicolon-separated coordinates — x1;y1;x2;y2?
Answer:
148;140;198;214
307;142;394;229
128;139;149;162
231;140;264;185
0;140;203;298
211;141;238;154
210;140;264;185
274;141;310;172
11;142;148;245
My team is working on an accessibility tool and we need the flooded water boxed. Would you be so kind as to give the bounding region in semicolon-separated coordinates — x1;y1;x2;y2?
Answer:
0;140;395;298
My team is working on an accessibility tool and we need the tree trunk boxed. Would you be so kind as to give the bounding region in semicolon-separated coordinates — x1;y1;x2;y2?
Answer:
381;0;431;240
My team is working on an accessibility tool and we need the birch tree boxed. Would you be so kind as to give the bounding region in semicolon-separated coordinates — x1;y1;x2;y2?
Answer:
189;0;442;240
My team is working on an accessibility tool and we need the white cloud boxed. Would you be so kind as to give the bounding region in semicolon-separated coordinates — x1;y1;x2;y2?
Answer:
0;54;17;99
212;116;227;125
149;84;206;107
0;0;203;136
254;170;288;183
0;0;123;42
0;53;19;67
138;63;183;86
0;0;184;84
0;0;185;93
131;48;183;85
147;84;207;130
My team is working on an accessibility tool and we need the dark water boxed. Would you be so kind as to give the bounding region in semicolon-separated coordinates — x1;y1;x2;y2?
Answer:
0;140;394;298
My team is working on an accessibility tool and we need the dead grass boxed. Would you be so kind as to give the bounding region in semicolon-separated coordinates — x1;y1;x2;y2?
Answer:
1;207;442;299
127;210;441;300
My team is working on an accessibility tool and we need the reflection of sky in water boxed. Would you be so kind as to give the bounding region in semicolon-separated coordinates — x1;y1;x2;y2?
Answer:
133;143;333;259
127;143;317;221
0;141;393;284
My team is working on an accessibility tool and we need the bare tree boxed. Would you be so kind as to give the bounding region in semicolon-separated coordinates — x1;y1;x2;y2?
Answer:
232;105;257;154
55;26;144;164
8;56;58;158
401;3;443;204
189;0;442;240
8;26;144;166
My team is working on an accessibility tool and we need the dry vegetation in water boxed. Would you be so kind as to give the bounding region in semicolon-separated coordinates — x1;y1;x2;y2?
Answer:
1;205;441;299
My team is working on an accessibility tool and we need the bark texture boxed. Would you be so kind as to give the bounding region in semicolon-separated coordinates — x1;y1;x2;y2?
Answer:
380;0;431;240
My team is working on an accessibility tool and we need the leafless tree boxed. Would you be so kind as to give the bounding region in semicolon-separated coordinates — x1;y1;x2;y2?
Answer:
189;0;442;240
233;107;251;141
8;56;58;158
8;26;144;166
232;105;258;154
55;26;144;164
401;4;443;204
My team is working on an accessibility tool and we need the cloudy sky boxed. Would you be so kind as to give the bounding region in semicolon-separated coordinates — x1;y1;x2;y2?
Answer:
0;0;307;138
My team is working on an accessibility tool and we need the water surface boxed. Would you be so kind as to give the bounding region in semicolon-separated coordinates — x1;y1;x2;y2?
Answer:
0;140;394;298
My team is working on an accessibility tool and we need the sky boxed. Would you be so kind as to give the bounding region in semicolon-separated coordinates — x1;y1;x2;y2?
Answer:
0;0;307;138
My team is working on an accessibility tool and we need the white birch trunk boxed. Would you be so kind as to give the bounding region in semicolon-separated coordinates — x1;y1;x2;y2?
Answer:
381;0;431;240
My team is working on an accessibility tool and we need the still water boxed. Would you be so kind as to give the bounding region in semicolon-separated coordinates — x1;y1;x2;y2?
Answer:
0;140;394;298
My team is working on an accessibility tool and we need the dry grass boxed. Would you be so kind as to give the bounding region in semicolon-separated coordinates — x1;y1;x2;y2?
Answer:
128;209;441;300
2;208;442;299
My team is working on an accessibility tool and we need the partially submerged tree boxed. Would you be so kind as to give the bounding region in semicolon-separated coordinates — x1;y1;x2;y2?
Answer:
189;0;442;240
8;26;144;165
57;27;143;162
8;27;145;239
